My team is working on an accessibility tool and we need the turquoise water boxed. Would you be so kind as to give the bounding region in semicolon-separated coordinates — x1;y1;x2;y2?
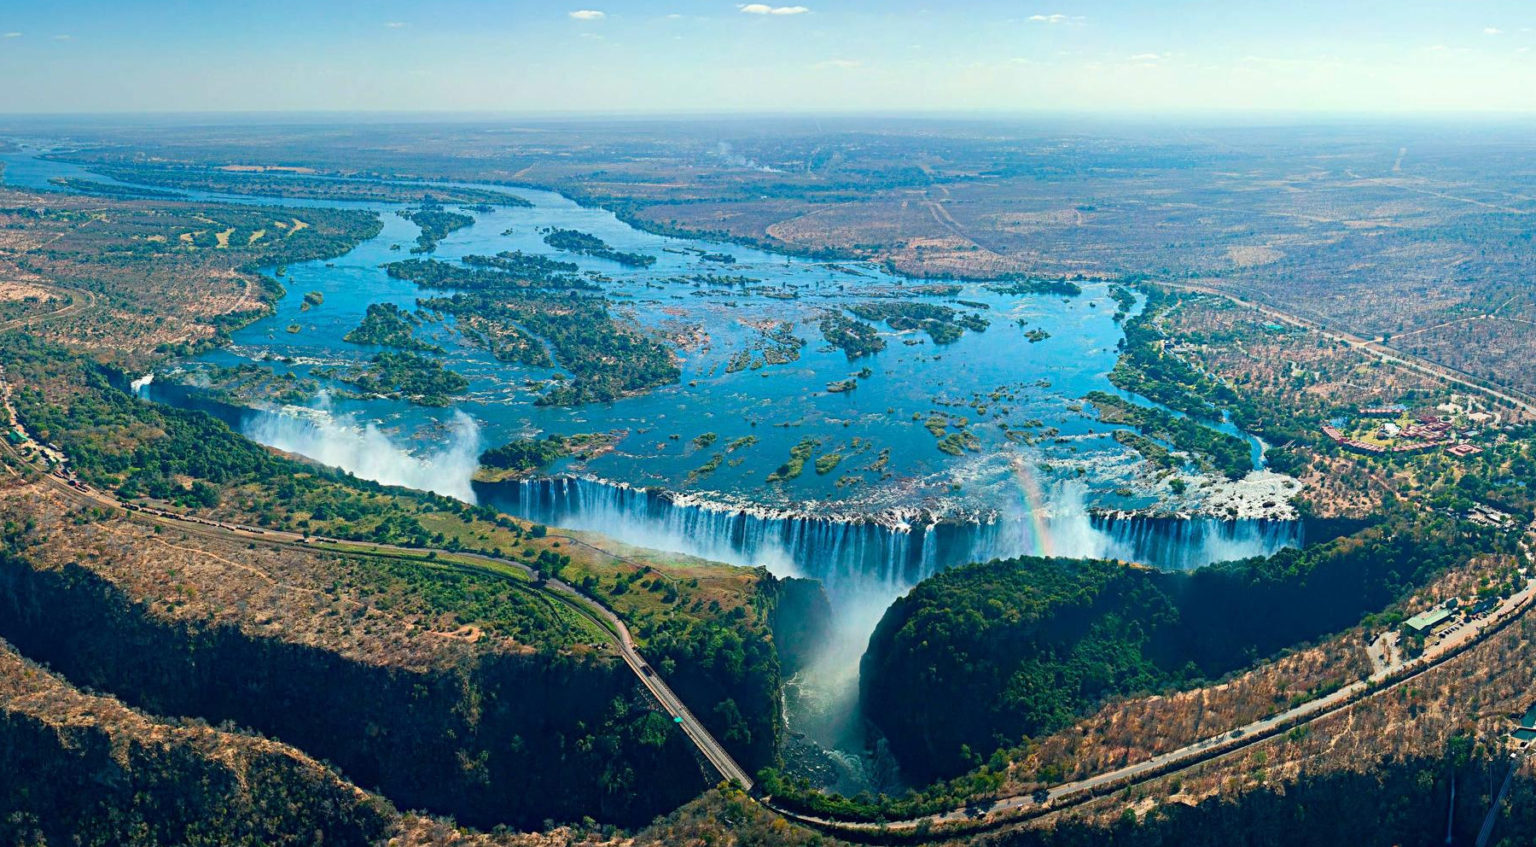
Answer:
3;145;1156;518
2;143;1303;794
228;193;1138;516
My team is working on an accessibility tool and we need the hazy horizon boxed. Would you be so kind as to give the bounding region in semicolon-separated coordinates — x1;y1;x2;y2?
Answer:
3;1;1535;115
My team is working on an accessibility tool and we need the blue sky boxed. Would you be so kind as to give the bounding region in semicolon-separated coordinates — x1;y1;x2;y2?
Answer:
2;1;1534;113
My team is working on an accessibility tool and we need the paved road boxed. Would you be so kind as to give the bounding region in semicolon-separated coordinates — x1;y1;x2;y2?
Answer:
0;266;760;788
773;575;1536;836
0;396;754;791
1159;281;1536;415
6;274;1525;833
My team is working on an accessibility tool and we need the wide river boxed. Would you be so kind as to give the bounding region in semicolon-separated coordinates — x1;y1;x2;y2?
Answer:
2;144;1303;792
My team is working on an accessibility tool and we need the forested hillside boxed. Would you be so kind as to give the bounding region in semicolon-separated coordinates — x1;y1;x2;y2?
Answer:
862;511;1515;782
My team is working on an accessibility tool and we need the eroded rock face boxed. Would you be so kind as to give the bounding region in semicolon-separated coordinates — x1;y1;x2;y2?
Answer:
0;639;394;847
0;547;708;831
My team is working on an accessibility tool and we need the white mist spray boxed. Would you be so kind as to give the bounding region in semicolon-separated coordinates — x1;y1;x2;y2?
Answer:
242;398;482;503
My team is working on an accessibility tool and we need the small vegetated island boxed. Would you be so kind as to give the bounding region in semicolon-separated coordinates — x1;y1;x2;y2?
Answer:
542;227;657;267
388;255;597;292
818;312;886;358
463;250;581;277
984;275;1085;297
475;432;626;481
815;300;987;356
1086;390;1253;480
386;257;679;405
342;302;443;353
399;201;475;254
319;350;469;407
848;300;989;343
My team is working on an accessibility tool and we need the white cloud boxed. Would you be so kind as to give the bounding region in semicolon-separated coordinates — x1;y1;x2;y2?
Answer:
384;21;406;28
51;34;70;41
569;9;605;20
3;32;20;38
1484;26;1503;35
1027;13;1081;25
816;58;861;68
740;4;810;15
1128;52;1163;61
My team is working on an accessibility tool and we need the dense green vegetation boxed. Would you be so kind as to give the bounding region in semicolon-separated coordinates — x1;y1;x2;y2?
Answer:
542;227;656;267
463;249;581;277
67;161;532;206
819;312;886;358
1109;283;1138;319
638;603;782;772
1109;287;1240;420
342;302;443;352
47;176;187;200
477;432;618;480
399;205;475;253
324;350;468;406
422;292;679;405
985;276;1084;297
1086;391;1253;480
480;435;573;476
386;257;598;292
861;511;1515;783
847;301;988;344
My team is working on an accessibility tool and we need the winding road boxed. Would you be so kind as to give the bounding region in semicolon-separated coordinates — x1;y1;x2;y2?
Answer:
6;252;1534;840
0;374;754;791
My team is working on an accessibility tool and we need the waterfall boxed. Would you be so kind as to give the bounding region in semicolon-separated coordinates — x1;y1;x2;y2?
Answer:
1087;512;1303;570
474;475;1303;591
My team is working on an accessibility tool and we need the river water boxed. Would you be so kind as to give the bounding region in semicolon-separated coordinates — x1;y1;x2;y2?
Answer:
1;143;1303;792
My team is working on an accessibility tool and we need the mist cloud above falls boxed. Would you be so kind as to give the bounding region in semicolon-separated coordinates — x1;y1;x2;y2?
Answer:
243;402;482;503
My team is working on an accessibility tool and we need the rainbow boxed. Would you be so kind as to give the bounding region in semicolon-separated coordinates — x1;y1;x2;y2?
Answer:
1008;453;1056;557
